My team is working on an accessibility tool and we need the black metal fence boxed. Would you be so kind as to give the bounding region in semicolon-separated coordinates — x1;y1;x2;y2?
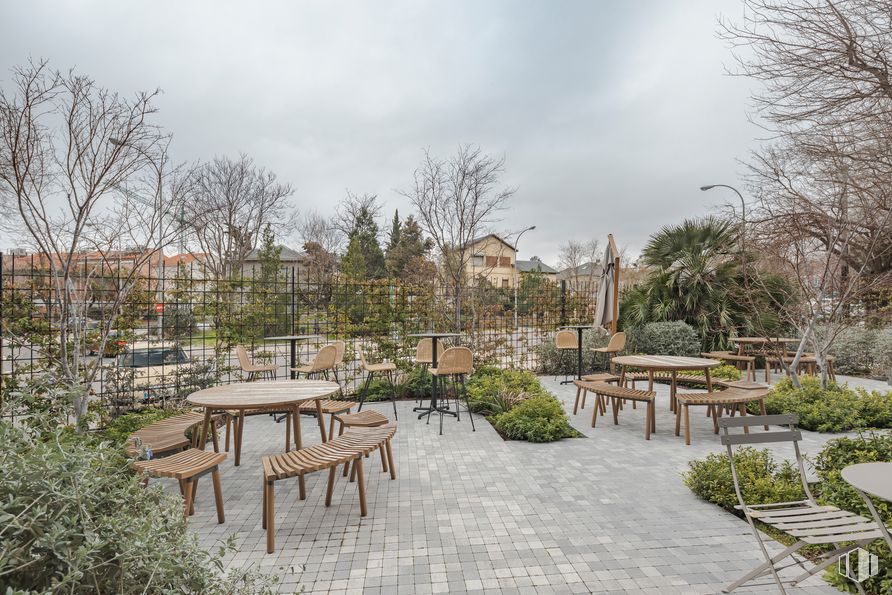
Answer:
0;254;599;418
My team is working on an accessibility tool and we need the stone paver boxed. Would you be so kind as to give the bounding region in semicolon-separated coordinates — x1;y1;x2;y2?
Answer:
172;375;856;594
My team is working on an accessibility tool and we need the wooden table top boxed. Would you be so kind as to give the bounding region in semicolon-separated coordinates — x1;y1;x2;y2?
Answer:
406;332;462;338
611;355;721;371
560;324;593;329
841;462;892;502
733;337;800;345
186;380;340;409
263;334;320;341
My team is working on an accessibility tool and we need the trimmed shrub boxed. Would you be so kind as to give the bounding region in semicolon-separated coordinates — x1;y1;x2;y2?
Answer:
873;327;892;382
0;421;276;594
709;364;742;381
829;325;892;379
490;394;581;442
466;366;547;415
682;447;804;511
628;321;700;357
756;377;892;432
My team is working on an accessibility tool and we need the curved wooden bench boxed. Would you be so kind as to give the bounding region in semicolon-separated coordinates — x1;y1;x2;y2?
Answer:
573;374;619;414
133;448;227;521
574;381;656;440
125;411;212;457
701;351;757;382
333;410;391;477
262;424;397;553
299;399;359;440
623;371;715;389
674;387;769;445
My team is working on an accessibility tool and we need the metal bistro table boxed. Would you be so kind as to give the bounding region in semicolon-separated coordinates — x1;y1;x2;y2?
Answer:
611;355;721;412
560;324;593;382
840;462;892;552
264;334;321;379
409;332;462;423
187;380;339;466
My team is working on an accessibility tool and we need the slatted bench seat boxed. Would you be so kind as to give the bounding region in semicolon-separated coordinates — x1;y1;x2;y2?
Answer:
125;411;213;457
701;351;757;381
623;371;714;389
262;424;397;553
574;381;656;440
674;387;769;445
133;449;227;521
299;399;359;440
573;373;620;414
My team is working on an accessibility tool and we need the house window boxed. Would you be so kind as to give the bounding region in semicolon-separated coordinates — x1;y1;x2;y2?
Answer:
485;255;498;267
471;254;484;267
502;278;509;288
499;256;511;267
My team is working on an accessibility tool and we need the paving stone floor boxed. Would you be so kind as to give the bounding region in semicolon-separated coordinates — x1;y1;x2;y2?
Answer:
177;375;867;594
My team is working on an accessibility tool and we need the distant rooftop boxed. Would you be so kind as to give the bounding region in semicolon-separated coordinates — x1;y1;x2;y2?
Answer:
516;257;557;274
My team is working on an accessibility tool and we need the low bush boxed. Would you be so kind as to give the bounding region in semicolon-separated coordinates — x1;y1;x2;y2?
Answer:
683;447;804;511
709;363;742;381
466;366;547;415
755;377;892;432
684;432;892;594
490;394;581;442
0;421;276;594
628;321;700;357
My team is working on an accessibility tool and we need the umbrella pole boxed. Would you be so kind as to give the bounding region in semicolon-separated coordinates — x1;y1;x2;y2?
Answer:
608;234;620;335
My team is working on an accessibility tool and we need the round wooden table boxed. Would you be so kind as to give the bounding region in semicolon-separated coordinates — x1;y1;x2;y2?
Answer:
611;355;721;411
733;337;800;356
187;380;340;466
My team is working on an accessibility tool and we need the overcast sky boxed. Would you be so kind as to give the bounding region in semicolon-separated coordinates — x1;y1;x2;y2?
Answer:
0;0;759;265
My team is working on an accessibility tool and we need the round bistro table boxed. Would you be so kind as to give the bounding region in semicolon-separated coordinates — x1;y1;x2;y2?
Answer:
187;380;340;466
840;462;892;551
560;324;594;383
407;332;462;422
611;355;721;412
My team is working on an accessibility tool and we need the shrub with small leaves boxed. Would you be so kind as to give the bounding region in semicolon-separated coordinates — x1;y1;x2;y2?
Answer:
490;394;581;442
628;321;701;357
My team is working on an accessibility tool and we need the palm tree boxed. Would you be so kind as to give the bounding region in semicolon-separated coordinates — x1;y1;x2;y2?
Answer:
621;217;752;350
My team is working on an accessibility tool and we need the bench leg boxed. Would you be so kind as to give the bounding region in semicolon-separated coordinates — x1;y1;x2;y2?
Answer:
183;479;196;519
285;413;291;452
739;403;749;433
212;468;225;524
611;397;620;425
591;394;600;428
355;456;368;516
328;414;337;443
385;438;396;480
293;404;302;450
379;445;389;473
760;400;769;430
350;459;358;483
299;473;306;500
262;478;267;529
684;404;691;446
675;401;682;436
325;467;337;506
573;386;582;415
225;415;231;452
265;480;275;553
645;401;652;440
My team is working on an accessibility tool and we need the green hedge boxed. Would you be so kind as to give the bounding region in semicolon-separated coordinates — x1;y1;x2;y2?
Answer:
0;421;275;594
490;395;582;442
629;321;701;357
534;329;609;375
754;377;892;432
683;432;892;593
829;326;892;379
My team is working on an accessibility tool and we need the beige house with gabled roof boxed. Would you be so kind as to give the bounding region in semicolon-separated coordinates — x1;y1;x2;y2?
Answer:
463;234;518;288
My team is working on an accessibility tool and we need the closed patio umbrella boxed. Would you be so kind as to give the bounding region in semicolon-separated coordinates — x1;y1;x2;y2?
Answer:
594;235;620;332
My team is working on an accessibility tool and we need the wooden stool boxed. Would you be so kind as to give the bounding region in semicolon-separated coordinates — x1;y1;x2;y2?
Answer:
133;449;227;522
334;410;390;477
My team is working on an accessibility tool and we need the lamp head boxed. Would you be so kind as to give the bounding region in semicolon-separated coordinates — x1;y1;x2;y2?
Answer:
700;185;715;191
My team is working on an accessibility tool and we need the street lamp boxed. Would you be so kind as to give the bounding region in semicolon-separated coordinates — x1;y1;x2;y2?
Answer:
513;225;536;329
700;184;747;289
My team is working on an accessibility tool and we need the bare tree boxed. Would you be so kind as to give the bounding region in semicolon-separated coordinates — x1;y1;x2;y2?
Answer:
183;154;295;279
333;190;382;244
0;60;184;428
298;210;341;256
558;239;601;291
401;145;514;329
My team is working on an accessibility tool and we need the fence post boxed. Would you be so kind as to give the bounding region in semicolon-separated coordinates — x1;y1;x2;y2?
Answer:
560;280;567;326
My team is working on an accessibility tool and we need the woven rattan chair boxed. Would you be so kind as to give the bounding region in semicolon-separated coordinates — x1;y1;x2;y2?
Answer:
554;329;578;383
357;350;398;419
236;345;277;381
720;414;892;593
592;332;626;374
429;346;475;435
331;340;347;395
291;344;338;379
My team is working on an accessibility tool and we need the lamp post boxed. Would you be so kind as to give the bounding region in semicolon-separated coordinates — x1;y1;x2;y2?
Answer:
700;184;747;289
513;225;536;329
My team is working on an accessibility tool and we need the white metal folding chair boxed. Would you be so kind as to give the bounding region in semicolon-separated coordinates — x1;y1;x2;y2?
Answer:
720;413;892;594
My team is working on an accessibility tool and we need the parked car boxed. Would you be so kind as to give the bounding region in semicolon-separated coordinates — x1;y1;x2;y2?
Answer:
113;340;192;406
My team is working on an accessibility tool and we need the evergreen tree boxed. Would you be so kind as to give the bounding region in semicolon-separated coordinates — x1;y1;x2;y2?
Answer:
386;209;401;254
385;214;433;279
340;206;386;280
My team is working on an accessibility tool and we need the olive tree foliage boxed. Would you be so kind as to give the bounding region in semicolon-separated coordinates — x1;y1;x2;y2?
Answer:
401;145;514;330
183;154;295;280
0;60;185;429
721;0;892;386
